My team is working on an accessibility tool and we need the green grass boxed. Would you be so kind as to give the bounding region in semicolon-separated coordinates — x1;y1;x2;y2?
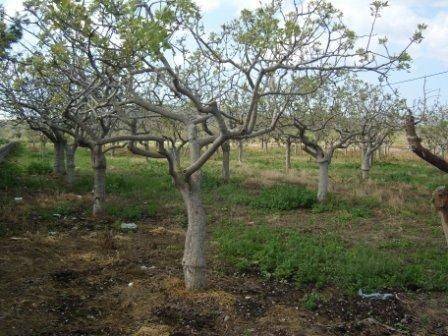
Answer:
3;143;448;296
26;161;53;175
250;184;316;210
215;223;448;292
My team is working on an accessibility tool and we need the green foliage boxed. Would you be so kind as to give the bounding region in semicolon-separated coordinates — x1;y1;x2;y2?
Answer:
250;184;316;210
302;292;320;311
215;223;448;292
106;202;157;221
312;196;376;222
0;161;22;188
26;161;53;175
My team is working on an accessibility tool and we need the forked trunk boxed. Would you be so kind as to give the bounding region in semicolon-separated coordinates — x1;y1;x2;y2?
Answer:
317;160;329;203
221;142;230;183
53;141;66;176
65;143;77;186
179;123;207;290
180;182;207;290
285;139;291;172
91;145;107;216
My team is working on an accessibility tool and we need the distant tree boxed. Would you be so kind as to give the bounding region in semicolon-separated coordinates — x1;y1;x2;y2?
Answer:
351;81;404;179
286;80;360;202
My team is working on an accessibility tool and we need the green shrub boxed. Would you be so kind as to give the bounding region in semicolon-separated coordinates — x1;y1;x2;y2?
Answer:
250;184;316;210
106;174;133;193
26;161;53;175
106;204;143;220
106;202;157;220
0;161;22;188
303;292;320;311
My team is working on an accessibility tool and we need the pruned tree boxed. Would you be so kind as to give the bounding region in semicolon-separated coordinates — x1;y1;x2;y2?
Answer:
350;80;404;179
5;0;424;291
287;81;360;202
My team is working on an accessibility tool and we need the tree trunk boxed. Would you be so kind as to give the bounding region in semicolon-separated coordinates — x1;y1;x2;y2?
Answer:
91;145;107;216
405;114;448;173
238;140;243;163
53;140;66;176
285;138;291;172
180;182;207;290
361;147;373;180
433;186;448;247
317;160;329;203
179;124;207;290
221;141;230;183
65;143;77;186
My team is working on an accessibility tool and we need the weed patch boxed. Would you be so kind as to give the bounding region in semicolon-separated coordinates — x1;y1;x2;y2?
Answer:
215;223;448;292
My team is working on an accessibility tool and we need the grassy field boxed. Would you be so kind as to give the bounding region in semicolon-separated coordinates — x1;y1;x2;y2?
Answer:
1;143;448;335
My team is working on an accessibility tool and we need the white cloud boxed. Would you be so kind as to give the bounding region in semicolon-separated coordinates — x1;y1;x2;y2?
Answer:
1;0;24;16
425;11;448;63
329;0;448;64
195;0;221;12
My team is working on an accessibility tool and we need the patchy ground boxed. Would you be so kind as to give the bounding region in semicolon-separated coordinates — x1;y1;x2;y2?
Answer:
1;145;448;335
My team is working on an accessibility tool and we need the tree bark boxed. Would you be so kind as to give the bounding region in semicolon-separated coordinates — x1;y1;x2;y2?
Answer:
178;124;207;290
361;146;373;180
317;160;330;203
433;186;448;247
405;114;448;173
238;140;243;163
221;141;230;183
180;182;207;290
65;143;77;186
91;145;107;216
285;138;292;172
53;140;66;176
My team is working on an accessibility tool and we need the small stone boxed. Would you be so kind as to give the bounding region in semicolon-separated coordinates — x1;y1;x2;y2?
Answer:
224;315;230;322
128;282;134;287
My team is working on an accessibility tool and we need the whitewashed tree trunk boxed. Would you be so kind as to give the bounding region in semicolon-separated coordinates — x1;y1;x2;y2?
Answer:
180;182;207;290
53;140;66;176
221;141;230;183
178;124;207;290
317;160;330;203
361;147;373;180
285;138;292;172
65;143;77;186
238;140;243;163
91;145;107;216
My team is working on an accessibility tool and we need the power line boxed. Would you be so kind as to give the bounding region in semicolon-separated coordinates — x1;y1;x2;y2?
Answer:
381;70;448;87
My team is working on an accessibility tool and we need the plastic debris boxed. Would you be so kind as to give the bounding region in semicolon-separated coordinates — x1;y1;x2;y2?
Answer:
14;197;23;202
358;289;394;300
121;223;138;230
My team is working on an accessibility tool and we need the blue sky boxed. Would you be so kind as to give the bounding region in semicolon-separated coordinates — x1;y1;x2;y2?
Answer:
2;0;448;105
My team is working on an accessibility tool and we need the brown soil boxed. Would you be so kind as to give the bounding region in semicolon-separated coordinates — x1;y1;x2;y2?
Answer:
1;205;448;336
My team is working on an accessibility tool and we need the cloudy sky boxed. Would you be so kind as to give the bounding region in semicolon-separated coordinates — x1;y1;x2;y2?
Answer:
2;0;448;104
